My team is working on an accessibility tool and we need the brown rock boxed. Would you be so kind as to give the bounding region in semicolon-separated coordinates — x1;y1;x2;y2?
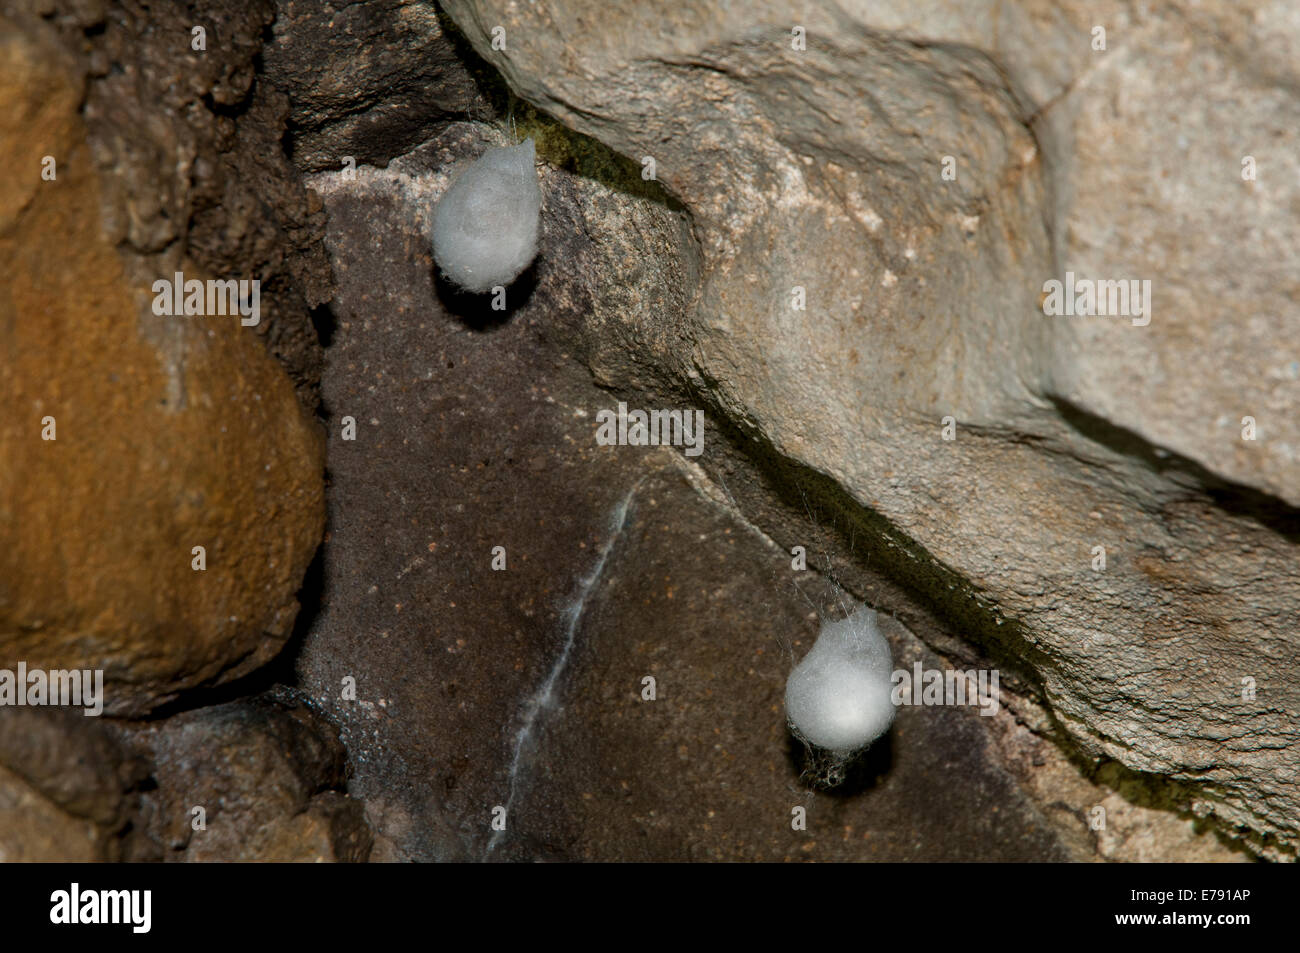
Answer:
0;766;103;863
0;707;148;862
0;12;325;715
137;692;372;862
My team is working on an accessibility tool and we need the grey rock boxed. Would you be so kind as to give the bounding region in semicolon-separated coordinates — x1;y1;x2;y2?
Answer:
294;123;1238;861
440;0;1300;855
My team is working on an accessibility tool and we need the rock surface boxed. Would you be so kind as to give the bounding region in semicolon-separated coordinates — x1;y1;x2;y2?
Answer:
1040;3;1300;510
0;9;326;716
0;692;372;863
0;3;355;860
133;692;372;862
293;126;1239;861
1;0;1293;864
0;708;148;862
439;0;1300;856
69;0;336;409
263;0;491;173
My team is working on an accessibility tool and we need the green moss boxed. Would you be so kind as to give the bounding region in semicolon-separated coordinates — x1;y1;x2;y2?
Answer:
434;4;682;209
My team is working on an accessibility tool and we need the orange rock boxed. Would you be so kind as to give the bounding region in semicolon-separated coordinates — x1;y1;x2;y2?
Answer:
0;15;324;715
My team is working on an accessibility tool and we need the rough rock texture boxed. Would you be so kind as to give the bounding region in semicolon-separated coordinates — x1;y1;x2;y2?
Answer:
489;464;1226;862
1040;3;1300;509
0;8;325;715
0;694;371;863
0;767;104;862
2;0;1292;864
263;0;491;173
296;127;696;860
440;0;1300;856
132;692;372;862
294;128;1239;862
0;708;149;862
63;0;336;409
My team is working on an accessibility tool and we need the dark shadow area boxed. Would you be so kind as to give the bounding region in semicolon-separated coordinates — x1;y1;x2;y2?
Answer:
432;3;511;119
433;260;538;331
786;729;895;796
310;301;337;348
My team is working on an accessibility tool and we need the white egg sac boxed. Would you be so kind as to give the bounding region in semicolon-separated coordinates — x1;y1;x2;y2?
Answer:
430;137;541;293
785;604;895;754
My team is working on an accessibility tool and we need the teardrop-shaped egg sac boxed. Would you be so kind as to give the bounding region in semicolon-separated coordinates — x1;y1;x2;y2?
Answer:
430;138;541;294
785;605;896;754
